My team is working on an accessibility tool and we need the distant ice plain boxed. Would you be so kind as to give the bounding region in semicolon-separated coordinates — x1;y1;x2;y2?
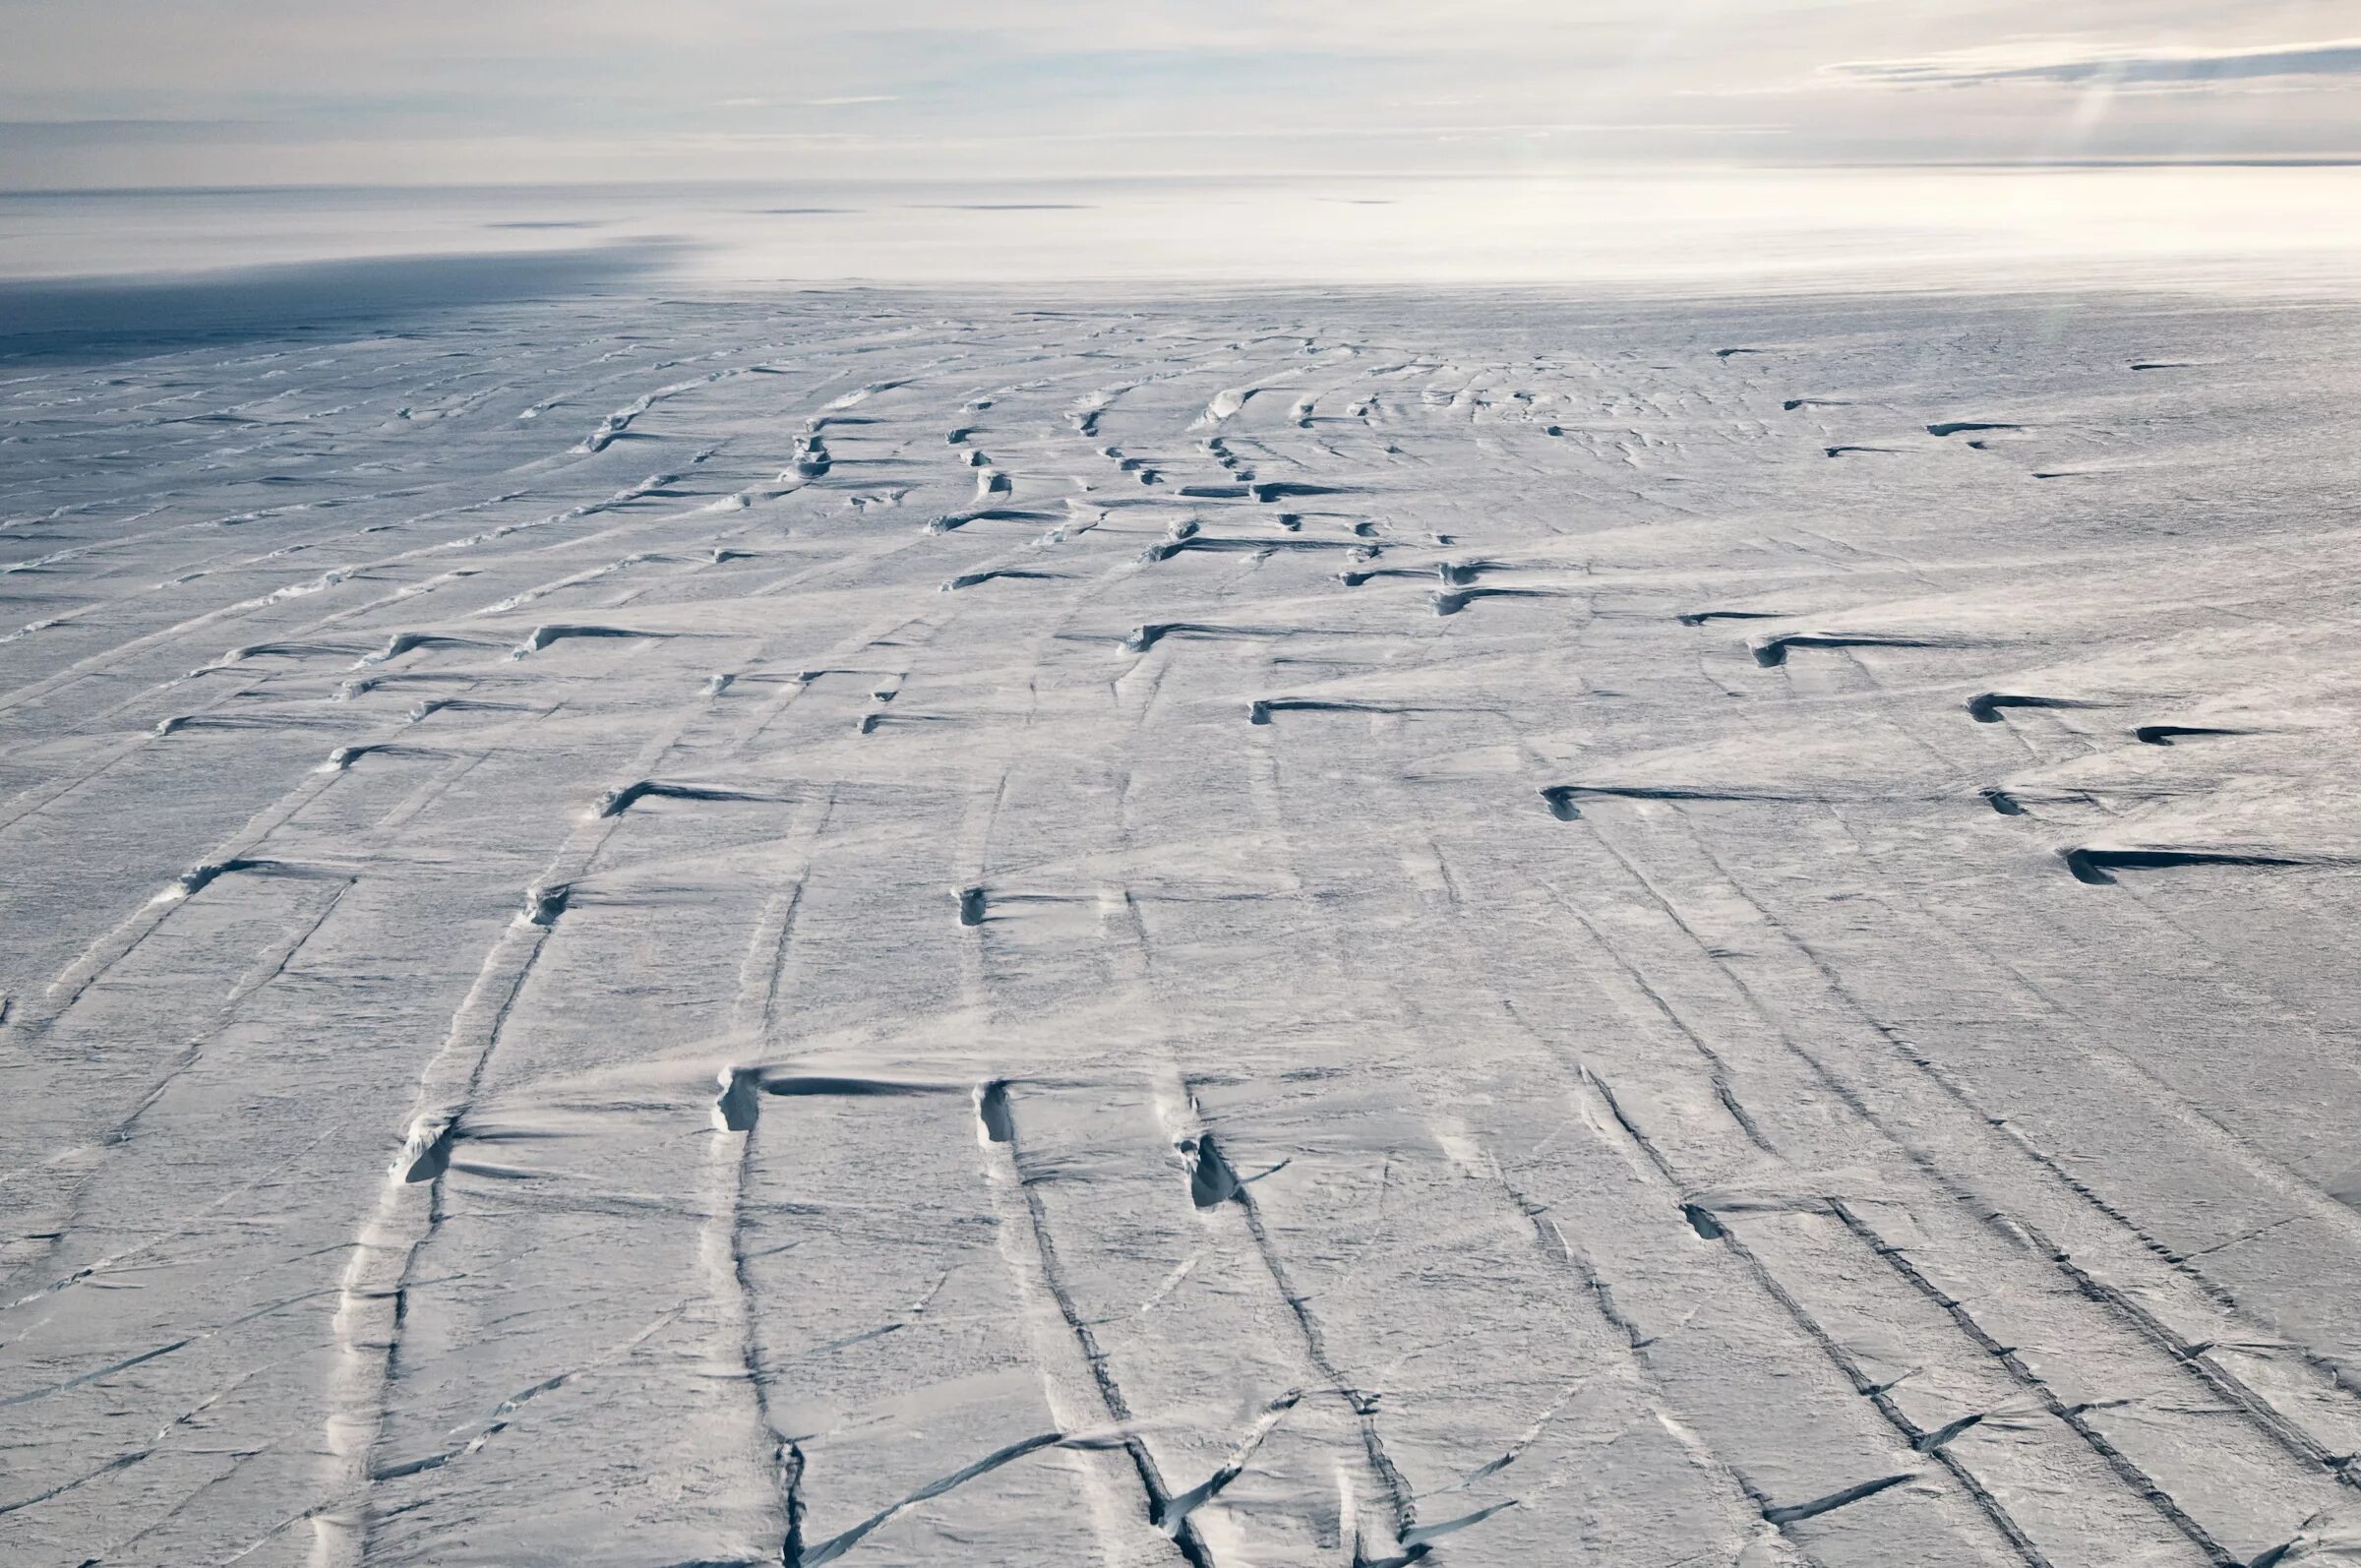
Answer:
4;166;2358;298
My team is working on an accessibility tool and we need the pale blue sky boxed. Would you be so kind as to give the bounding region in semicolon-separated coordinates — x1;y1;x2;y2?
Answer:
4;0;2357;187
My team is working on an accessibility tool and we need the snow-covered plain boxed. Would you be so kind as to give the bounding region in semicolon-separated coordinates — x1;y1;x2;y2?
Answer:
6;283;2361;1568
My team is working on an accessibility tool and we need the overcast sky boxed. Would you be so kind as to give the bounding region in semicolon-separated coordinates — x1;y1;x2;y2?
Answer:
5;1;2358;188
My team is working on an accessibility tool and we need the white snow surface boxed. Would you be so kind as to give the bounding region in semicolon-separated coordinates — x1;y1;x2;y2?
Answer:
6;288;2361;1567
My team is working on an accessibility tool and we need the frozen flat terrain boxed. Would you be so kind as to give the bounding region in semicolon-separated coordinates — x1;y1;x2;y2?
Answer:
7;285;2361;1568
8;171;2358;295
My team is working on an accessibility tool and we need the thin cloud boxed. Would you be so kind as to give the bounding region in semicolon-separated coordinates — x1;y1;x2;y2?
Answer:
1832;36;2361;90
715;94;901;109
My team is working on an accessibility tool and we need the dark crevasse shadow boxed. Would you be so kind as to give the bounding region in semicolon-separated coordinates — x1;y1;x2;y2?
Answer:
0;241;684;359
